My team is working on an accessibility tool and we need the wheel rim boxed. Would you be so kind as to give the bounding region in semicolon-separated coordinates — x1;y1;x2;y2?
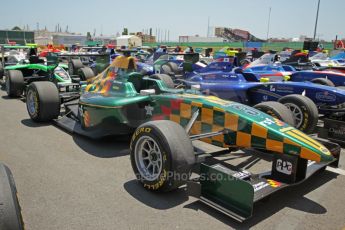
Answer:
5;76;10;95
284;103;303;128
27;90;37;116
134;136;163;181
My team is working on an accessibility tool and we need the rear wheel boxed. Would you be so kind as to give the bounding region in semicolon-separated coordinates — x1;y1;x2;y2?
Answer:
310;78;335;87
161;64;172;75
278;94;319;134
254;101;295;127
130;120;195;192
6;70;24;97
68;59;84;75
167;62;179;74
0;65;4;79
0;163;24;230
150;74;174;88
78;67;95;81
26;82;60;122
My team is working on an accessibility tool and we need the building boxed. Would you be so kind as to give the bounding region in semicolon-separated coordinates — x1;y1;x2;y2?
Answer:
0;30;34;44
179;36;224;43
34;30;86;46
52;34;87;46
116;35;142;48
136;32;156;43
214;27;264;42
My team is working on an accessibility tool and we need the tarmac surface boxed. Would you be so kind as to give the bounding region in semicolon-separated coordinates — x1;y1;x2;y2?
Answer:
0;88;345;230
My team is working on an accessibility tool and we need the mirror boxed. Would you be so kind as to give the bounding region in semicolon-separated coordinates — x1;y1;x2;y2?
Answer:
140;89;156;96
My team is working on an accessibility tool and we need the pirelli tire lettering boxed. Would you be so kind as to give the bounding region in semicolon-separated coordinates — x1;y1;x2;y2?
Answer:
130;120;195;192
278;94;319;134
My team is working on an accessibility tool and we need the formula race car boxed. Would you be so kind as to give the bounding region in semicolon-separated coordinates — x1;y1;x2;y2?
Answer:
182;61;345;134
0;44;36;77
4;53;80;98
25;55;340;221
244;64;345;87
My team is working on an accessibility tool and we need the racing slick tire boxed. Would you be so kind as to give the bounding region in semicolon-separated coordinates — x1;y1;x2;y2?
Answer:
310;78;335;87
150;74;175;88
167;62;180;74
0;163;24;230
68;58;84;76
130;120;195;192
0;65;4;79
278;94;319;134
26;82;60;122
5;70;24;97
79;67;95;81
254;101;295;127
161;64;173;75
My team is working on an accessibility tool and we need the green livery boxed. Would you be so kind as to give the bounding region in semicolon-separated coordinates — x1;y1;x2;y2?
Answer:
25;55;340;221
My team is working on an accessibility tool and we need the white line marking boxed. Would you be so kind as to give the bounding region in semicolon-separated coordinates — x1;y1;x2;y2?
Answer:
326;167;345;176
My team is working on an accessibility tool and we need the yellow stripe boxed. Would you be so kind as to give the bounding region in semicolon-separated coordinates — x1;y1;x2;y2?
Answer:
280;127;294;133
286;131;321;150
79;102;122;109
191;101;203;107
290;129;322;148
213;107;225;112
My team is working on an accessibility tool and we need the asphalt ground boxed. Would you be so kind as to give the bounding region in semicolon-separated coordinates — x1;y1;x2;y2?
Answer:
0;87;345;230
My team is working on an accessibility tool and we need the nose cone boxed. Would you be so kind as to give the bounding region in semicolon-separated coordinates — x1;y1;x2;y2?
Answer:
281;128;334;163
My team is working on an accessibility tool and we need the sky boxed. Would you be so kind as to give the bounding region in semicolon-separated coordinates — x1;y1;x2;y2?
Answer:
0;0;344;41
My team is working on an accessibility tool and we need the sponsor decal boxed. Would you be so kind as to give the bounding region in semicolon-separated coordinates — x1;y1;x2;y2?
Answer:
328;127;345;135
229;104;260;116
267;179;282;188
316;91;336;102
275;86;294;93
145;105;154;116
232;170;251;179
263;95;268;101
269;85;276;92
260;117;275;126
253;181;269;192
276;159;293;175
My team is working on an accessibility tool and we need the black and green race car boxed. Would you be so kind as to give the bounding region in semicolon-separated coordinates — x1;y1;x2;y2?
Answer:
3;52;79;97
24;55;341;221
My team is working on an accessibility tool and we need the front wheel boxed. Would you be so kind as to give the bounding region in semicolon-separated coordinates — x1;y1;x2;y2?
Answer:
278;94;319;134
26;82;60;122
254;101;295;127
130;120;195;192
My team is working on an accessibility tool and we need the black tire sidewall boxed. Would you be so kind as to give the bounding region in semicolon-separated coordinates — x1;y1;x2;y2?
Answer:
6;70;24;97
0;163;24;230
26;82;60;122
254;102;295;127
130;125;173;191
278;95;318;134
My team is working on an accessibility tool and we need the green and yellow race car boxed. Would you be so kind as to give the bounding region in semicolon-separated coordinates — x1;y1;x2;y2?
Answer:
24;55;341;221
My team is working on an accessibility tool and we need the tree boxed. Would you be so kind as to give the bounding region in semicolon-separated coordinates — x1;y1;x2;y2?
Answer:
12;26;21;31
122;28;128;35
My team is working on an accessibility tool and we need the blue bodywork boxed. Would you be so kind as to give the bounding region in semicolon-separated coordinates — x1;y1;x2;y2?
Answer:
244;64;345;86
184;62;345;115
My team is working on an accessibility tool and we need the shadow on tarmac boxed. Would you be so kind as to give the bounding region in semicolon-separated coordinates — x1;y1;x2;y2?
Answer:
124;167;338;228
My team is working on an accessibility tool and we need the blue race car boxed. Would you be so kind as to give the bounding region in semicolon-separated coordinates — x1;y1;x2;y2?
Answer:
183;63;345;134
244;64;345;87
